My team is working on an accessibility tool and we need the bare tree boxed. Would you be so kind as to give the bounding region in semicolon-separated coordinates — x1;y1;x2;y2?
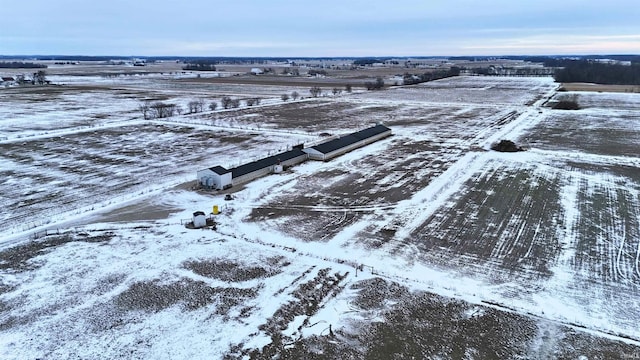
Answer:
309;86;322;97
149;102;177;118
33;70;47;85
365;77;385;91
291;91;299;100
230;98;241;108
15;74;26;85
246;97;262;106
281;93;290;101
332;87;342;95
221;96;233;109
139;101;151;119
188;101;198;113
209;102;218;111
195;99;204;112
345;84;352;93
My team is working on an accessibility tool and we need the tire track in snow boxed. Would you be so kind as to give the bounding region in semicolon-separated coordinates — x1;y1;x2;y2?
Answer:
392;151;490;241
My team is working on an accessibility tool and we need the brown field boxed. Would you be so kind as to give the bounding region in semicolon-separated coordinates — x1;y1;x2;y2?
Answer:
562;82;640;93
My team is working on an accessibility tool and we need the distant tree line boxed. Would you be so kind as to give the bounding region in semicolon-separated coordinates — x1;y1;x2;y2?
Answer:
554;61;640;85
139;102;180;119
365;77;385;90
402;67;460;85
468;66;553;76
353;58;382;66
530;56;640;67
182;60;217;71
0;61;47;69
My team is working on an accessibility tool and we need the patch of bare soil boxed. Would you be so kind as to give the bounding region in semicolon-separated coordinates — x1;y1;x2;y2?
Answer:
561;83;640;93
525;111;640;157
226;268;349;359
0;232;114;272
407;165;563;278
183;256;286;282
203;100;386;132
115;278;258;314
225;277;640;359
247;140;463;242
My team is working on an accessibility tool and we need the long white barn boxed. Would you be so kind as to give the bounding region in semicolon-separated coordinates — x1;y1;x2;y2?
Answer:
303;124;392;161
197;124;392;190
197;149;308;190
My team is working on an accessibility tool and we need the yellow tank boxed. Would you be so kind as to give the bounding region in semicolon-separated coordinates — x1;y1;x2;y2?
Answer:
213;205;220;215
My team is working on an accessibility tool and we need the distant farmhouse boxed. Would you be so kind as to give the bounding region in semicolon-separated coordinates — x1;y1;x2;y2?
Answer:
197;124;392;190
1;76;15;87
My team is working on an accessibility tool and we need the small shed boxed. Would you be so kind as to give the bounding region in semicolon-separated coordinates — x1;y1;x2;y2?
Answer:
1;77;15;86
197;166;232;190
192;211;207;228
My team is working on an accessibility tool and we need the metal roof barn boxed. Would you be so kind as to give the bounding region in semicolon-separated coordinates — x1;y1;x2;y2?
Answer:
303;124;392;161
231;149;308;186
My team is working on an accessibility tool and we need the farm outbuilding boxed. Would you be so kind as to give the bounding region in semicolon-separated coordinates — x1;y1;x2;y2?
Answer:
303;124;392;161
197;126;392;190
197;166;232;190
1;77;15;86
192;211;207;228
231;149;308;186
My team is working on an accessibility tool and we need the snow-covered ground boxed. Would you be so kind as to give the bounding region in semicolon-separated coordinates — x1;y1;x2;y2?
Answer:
2;75;640;359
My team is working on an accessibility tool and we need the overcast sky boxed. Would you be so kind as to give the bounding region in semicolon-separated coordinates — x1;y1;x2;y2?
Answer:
1;0;639;57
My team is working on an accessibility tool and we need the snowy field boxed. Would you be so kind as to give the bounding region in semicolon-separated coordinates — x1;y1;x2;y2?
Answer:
2;75;640;359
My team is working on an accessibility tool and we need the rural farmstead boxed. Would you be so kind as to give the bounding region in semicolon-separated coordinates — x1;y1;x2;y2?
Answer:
197;124;393;190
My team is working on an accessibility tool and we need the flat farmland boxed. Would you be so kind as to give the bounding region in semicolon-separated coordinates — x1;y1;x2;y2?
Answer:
521;109;640;157
2;72;640;359
351;76;556;106
246;139;465;242
0;86;142;138
0;123;302;234
400;158;563;277
200;97;516;145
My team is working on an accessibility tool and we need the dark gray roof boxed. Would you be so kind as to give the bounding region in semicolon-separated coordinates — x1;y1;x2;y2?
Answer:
311;134;361;155
352;124;391;140
231;149;307;178
209;165;231;175
311;124;391;155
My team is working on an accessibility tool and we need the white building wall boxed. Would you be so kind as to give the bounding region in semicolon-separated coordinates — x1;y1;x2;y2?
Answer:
303;148;326;161
193;214;207;228
198;169;232;190
217;172;233;189
233;167;271;186
197;169;215;186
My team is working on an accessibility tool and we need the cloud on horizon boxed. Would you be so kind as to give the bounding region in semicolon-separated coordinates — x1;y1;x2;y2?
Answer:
1;0;639;56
